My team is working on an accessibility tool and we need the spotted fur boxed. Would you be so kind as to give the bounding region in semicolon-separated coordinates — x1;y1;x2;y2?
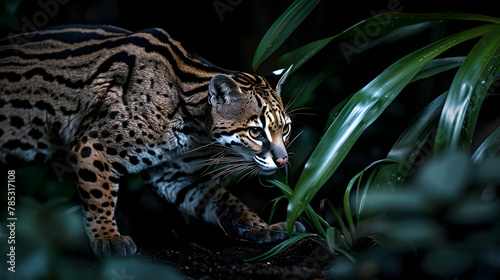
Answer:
0;25;304;256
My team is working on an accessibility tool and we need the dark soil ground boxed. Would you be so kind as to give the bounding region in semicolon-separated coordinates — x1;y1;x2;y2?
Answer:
75;226;334;280
137;230;333;280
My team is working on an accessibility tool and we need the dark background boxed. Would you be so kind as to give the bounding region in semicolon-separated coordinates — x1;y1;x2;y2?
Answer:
2;0;497;72
1;0;499;249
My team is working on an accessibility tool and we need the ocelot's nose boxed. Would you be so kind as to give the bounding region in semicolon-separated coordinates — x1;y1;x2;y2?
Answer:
271;141;288;168
274;156;288;167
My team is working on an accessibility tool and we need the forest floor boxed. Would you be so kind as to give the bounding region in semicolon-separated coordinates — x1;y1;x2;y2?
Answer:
72;195;334;280
137;229;333;280
75;228;333;280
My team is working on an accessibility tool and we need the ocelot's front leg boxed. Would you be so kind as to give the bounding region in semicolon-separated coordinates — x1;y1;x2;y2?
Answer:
213;188;306;243
71;134;137;257
148;166;305;243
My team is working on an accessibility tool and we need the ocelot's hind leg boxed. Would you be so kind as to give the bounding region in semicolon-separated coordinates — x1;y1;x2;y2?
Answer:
71;135;136;257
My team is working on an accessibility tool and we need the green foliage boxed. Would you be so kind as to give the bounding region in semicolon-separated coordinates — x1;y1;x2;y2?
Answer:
332;154;500;279
249;160;392;262
434;25;500;154
252;2;500;278
286;24;495;235
472;125;500;162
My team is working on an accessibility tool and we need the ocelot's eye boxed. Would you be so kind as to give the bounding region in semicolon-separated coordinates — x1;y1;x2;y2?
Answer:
283;123;291;137
248;127;264;139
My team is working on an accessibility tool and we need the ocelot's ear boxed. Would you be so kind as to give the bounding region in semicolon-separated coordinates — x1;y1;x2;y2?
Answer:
208;74;242;106
264;65;292;96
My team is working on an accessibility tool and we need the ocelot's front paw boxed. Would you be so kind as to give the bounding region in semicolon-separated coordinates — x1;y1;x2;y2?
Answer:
91;235;137;257
239;220;307;243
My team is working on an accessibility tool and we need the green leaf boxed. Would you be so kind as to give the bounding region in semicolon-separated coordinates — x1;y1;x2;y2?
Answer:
269;179;329;235
268;179;293;199
326;227;336;254
279;36;336;74
305;204;331;229
325;57;462;132
304;205;326;237
325;94;353;131
244;233;317;262
357;160;396;219
286;24;495;235
367;58;466;190
343;171;359;238
410;57;465;83
471;125;500;163
267;196;287;225
371;92;447;191
279;21;434;72
279;13;500;73
435;25;500;154
343;159;395;228
252;0;320;72
322;198;353;247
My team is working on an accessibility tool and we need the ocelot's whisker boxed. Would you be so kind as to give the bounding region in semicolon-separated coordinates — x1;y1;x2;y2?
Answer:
284;89;303;112
286;129;304;148
180;141;219;155
205;160;248;176
210;163;252;182
286;106;317;116
195;151;229;167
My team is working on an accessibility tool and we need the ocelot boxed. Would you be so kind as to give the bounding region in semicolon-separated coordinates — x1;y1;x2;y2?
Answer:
0;25;305;256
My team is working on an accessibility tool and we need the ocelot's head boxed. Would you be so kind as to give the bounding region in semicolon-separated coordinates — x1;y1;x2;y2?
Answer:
208;67;292;176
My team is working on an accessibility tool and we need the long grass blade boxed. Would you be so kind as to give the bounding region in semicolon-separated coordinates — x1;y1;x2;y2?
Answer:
326;227;336;254
304;205;326;237
305;204;330;229
410;57;465;83
268;179;293;199
471;126;500;163
322;198;353;247
435;25;500;154
366;58;466;189
267;196;287;225
344;171;361;238
244;233;317;262
359;164;384;219
371;92;447;191
279;13;500;73
286;24;495;234
355;159;396;219
252;0;320;72
324;57;462;131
